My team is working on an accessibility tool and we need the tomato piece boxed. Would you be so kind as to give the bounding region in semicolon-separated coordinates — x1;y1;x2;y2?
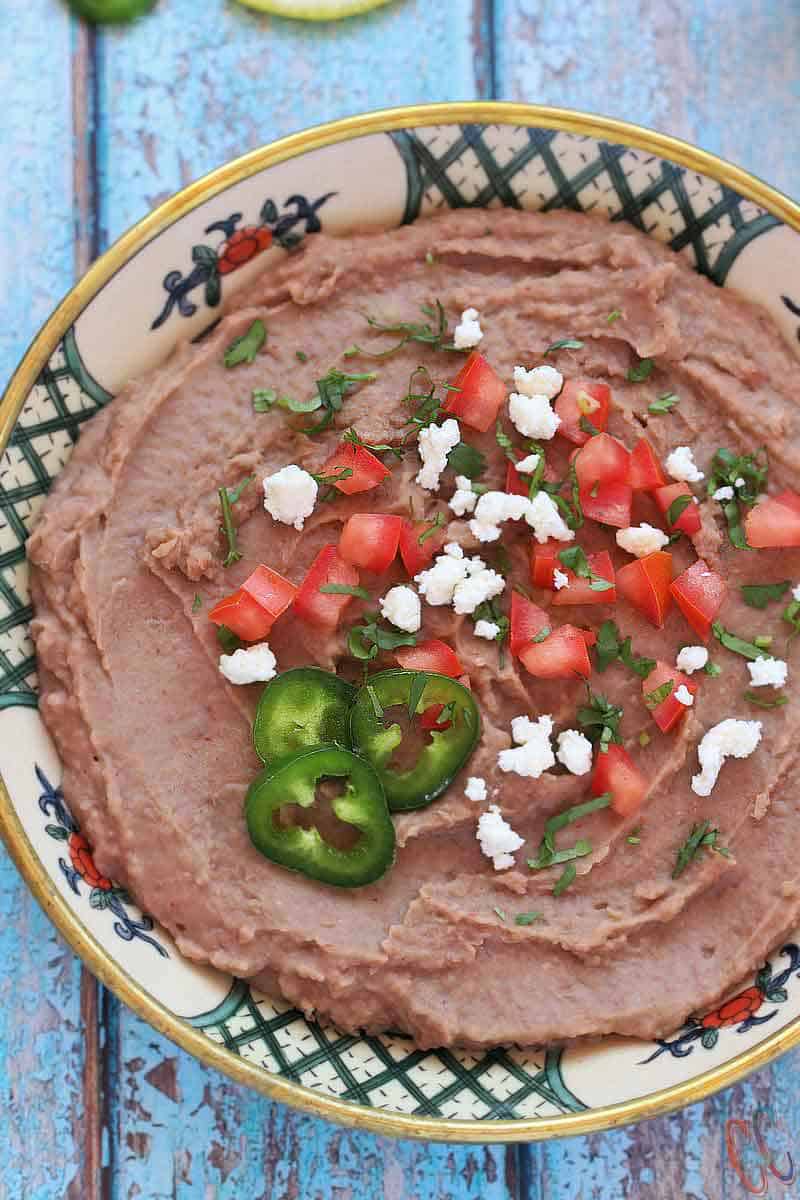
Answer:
419;702;453;732
580;482;633;528
530;539;561;589
209;588;274;643
509;592;550;657
293;545;361;630
398;517;446;576
669;559;726;640
616;550;673;628
552;550;616;606
518;624;592;679
591;744;648;817
338;513;403;573
443;352;507;432
579;628;597;648
574;432;630;489
320;442;390;495
505;460;530;497
745;489;800;548
654;483;701;536
240;564;297;623
642;660;699;733
554;379;611;446
629;438;667;491
394;639;464;678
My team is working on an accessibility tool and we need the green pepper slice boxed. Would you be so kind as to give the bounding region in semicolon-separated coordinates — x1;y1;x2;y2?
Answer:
245;745;395;888
350;670;480;812
253;668;354;766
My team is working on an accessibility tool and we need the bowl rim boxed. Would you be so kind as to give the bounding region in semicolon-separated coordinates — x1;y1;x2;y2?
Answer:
2;100;799;1143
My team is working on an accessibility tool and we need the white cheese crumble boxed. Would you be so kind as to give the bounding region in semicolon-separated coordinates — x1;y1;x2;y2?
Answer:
553;567;570;590
676;645;709;674
747;656;788;688
674;684;694;707
465;776;488;802
449;474;478;516
453;307;483;350
415;550;504;615
469;490;531;543
219;643;277;686
794;583;800;603
556;728;593;776
691;718;762;797
474;619;500;640
497;714;556;779
379;585;421;633
734;476;746;489
526;490;575;544
476;805;524;871
513;364;563;400
665;445;704;483
416;418;460;491
712;485;734;502
615;523;669;558
508;391;561;440
262;464;318;530
515;452;541;474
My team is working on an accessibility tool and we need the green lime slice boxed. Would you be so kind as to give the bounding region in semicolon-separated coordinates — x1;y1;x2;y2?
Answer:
235;0;393;18
67;0;157;21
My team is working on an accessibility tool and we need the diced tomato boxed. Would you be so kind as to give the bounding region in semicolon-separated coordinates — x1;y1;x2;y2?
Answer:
240;564;297;622
574;432;630;489
530;539;560;589
670;559;726;640
580;482;633;528
552;550;616;606
419;702;453;732
555;379;611;446
579;628;597;648
616;550;673;628
642;660;699;733
629;438;667;491
320;442;390;495
209;588;273;643
398;517;446;576
509;592;550;656
518;624;592;679
443;352;507;432
505;460;530;497
745;489;800;548
654;483;701;536
591;744;649;817
338;513;402;573
293;544;360;630
394;639;464;678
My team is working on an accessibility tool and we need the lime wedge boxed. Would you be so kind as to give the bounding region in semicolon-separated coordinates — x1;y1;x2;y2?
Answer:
234;0;393;18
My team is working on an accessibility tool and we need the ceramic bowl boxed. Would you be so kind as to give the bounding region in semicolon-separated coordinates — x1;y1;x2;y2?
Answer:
2;102;800;1143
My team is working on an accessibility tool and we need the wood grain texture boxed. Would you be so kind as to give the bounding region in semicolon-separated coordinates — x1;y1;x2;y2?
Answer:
495;0;800;200
3;1;800;1197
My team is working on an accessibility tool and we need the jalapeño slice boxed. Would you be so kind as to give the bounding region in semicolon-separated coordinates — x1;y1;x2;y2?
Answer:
245;745;395;888
253;667;354;766
350;670;480;812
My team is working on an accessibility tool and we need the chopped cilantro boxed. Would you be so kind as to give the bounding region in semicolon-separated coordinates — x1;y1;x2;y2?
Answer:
744;690;789;709
216;625;242;654
740;581;791;609
705;660;722;677
447;441;486;480
644;679;674;708
707;447;768;549
579;414;601;437
626;357;655;382
495;421;516;462
192;594;202;613
295;350;308;363
558;546;613;592
532;626;551;644
577;689;623;745
543;795;611;852
358;300;460;358
638;731;651;748
606;309;623;325
472;599;510;667
347;615;417;661
666;493;693;527
417;512;445;545
223;318;266;367
712;621;766;661
342;428;405;461
648;392;680;415
553;864;577;896
544;337;584;356
672;821;730;879
627;827;641;845
218;475;254;567
783;598;800;638
514;912;543;926
595;619;656;678
493;906;507;922
303;369;377;435
319;583;370;599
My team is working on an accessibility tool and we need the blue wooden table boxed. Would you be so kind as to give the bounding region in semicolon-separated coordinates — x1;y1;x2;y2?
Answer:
2;2;799;1195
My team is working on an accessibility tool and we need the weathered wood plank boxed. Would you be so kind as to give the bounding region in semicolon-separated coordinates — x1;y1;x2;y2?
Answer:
92;3;511;1198
495;0;800;200
0;4;96;1198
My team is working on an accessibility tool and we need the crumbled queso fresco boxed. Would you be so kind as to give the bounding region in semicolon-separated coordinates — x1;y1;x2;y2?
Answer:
452;307;483;350
448;475;478;516
219;643;277;686
416;418;460;490
379;585;421;633
262;464;318;530
415;544;505;615
474;619;500;640
747;656;789;688
692;719;762;797
665;445;704;483
556;728;593;776
616;523;669;558
476;804;524;871
498;714;556;778
676;646;709;674
464;776;488;802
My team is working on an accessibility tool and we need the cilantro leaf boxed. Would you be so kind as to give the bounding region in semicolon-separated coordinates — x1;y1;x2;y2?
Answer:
577;690;623;745
666;493;693;527
606;309;623;325
644;679;674;708
495;421;516;461
707;447;768;549
544;337;584;356
224;318;266;367
514;912;543;926
744;690;789;709
712;621;767;661
672;821;730;879
216;625;242;654
627;357;655;382
218;476;254;566
359;300;460;358
417;512;445;545
648;392;680;415
319;583;370;599
740;581;791;610
192;594;202;613
347;616;417;660
553;863;577;895
303;369;377;435
447;441;486;480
